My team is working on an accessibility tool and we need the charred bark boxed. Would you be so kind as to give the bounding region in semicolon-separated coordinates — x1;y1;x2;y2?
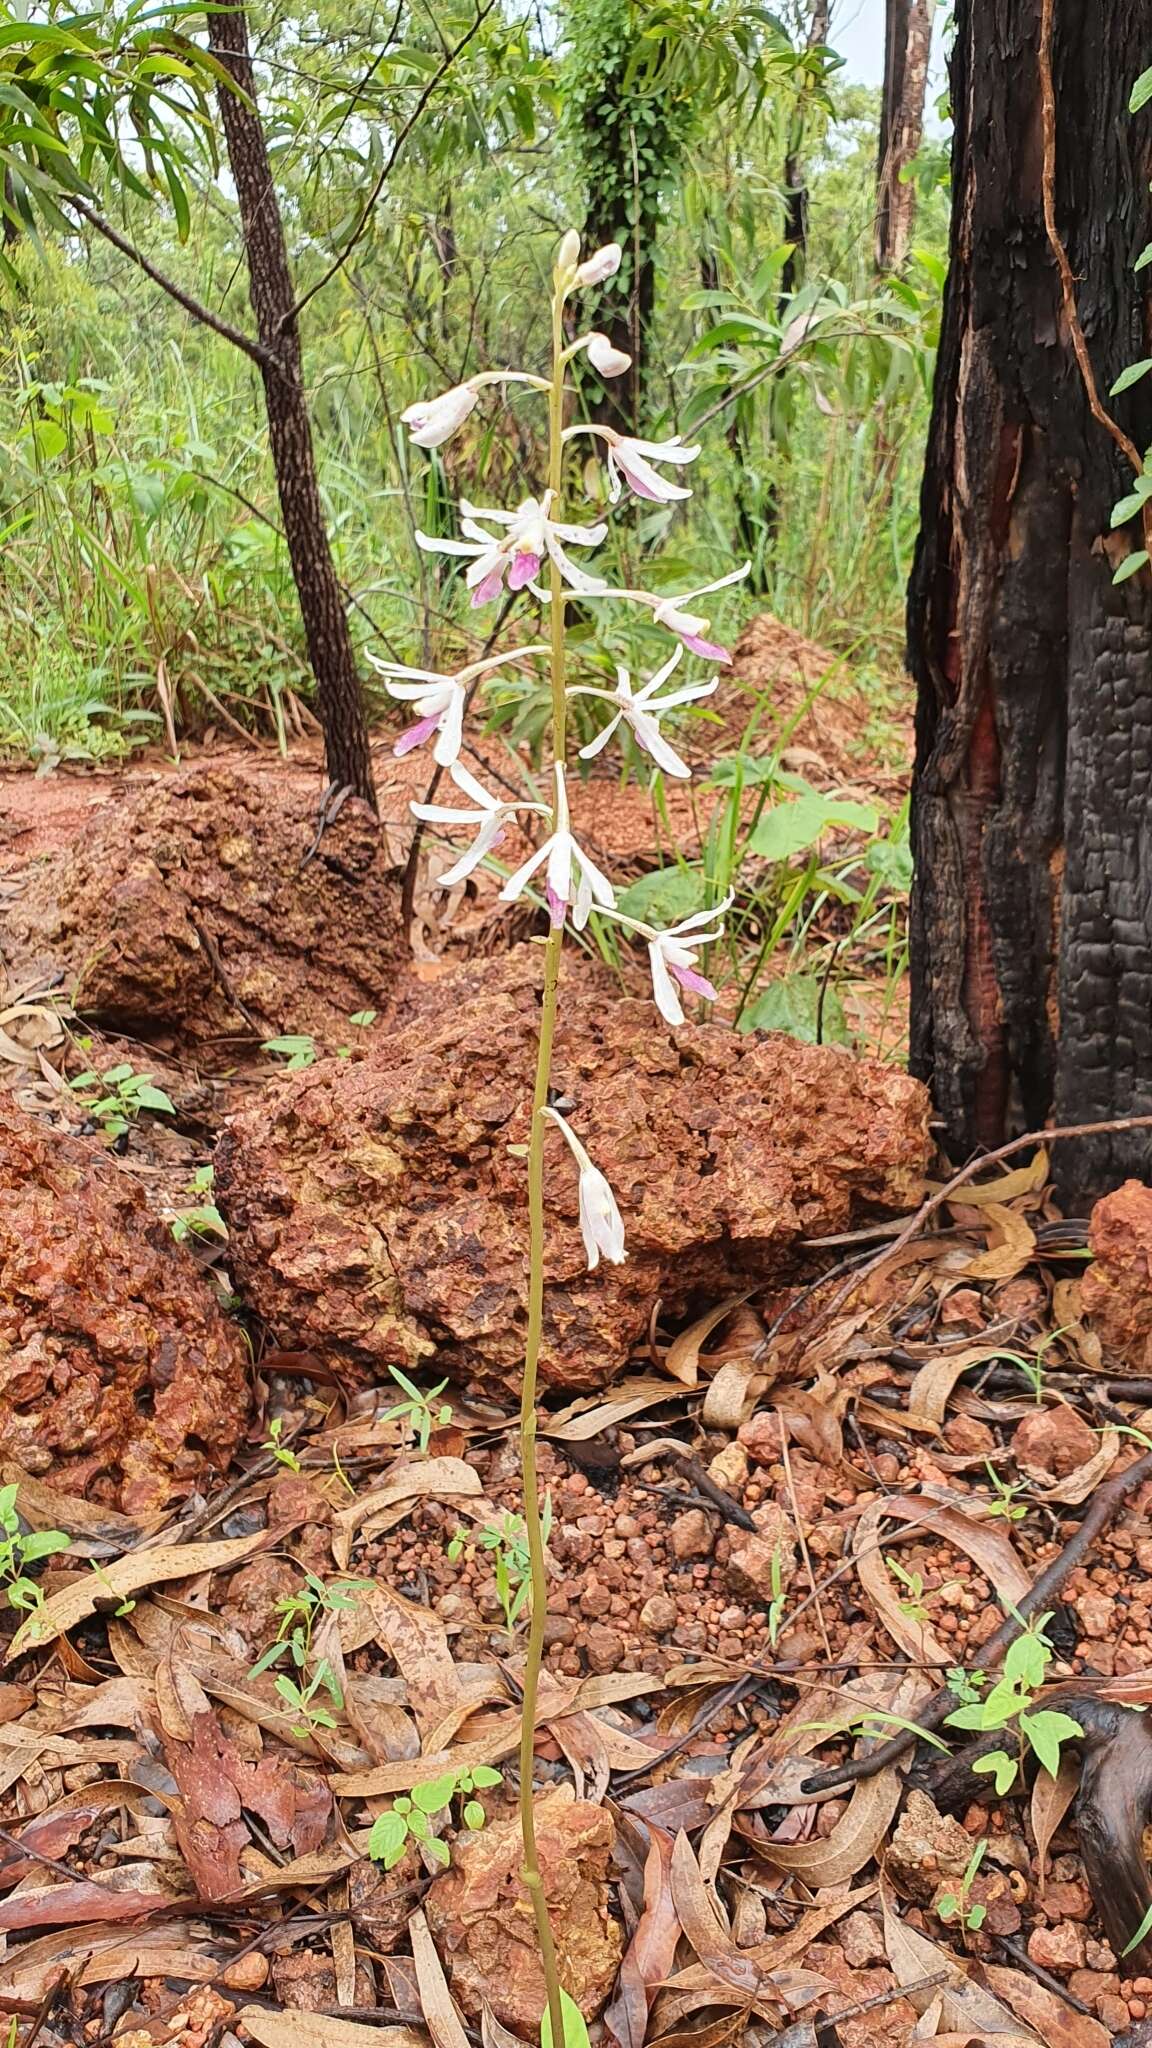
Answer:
875;0;935;272
908;0;1152;1201
209;5;375;808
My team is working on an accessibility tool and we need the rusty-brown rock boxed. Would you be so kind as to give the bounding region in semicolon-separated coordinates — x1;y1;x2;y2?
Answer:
1081;1179;1152;1369
215;952;931;1395
424;1796;622;2030
0;1100;250;1511
9;765;405;1053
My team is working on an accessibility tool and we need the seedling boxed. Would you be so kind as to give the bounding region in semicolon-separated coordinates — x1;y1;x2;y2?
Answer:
251;1571;373;1736
382;1367;453;1454
937;1836;989;1932
448;1500;553;1632
368;1765;503;1870
69;1062;175;1139
944;1613;1083;1794
336;1009;379;1058
0;1485;70;1611
982;1463;1028;1522
264;1416;302;1473
274;1662;343;1738
88;1559;135;1617
766;1540;787;1647
886;1553;930;1625
170;1164;227;1244
262;1034;318;1070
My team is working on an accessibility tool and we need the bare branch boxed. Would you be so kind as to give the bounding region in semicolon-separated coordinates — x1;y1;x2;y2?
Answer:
72;198;286;376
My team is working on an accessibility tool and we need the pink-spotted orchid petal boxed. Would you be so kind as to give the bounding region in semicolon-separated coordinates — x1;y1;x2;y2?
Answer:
410;760;549;889
498;762;616;929
367;644;548;767
600;893;733;1027
417;496;607;602
570;644;718;780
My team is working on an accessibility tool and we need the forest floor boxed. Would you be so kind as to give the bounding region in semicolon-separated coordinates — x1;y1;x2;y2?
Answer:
1;621;1150;2048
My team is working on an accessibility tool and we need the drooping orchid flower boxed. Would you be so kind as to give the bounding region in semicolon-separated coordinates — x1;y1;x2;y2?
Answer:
499;762;615;929
574;243;622;288
585;333;631;378
367;644;548;766
564;423;700;503
553;562;751;662
415;493;608;606
401;369;550;451
569;643;717;780
541;1107;627;1269
410;761;549;887
604;895;734;1026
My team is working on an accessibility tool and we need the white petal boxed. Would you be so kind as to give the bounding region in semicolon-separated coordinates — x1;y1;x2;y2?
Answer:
632;644;684;702
548;515;609;547
446;760;501;810
381;677;452;704
616;447;693;501
631;713;691;779
432;686;465;766
410;801;485;825
676;562;753;604
667;892;735;937
499;838;552;902
648;678;720;711
586;332;632;377
578;709;624;760
366;657;451;683
435;815;504;887
545;532;609;595
459;498;522;527
648;941;684;1026
622;435;701;465
414;529;485;558
574;243;622;286
546;828;574;907
572;841;616;909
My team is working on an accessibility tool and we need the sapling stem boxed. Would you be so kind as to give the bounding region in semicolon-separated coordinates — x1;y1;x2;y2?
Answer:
515;261;569;2048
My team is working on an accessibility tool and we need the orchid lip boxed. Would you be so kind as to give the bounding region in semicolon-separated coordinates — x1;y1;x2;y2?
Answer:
669;963;718;1000
508;549;542;591
471;566;506;606
393;712;441;756
679;632;732;663
545;885;567;928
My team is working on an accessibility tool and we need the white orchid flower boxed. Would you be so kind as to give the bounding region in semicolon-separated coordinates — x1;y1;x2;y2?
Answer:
585;334;632;378
564;423;700;503
410;761;549;888
367;644;548;766
558;562;751;663
569;643;717;780
542;1108;627;1270
416;492;608;607
575;243;622;287
604;895;733;1026
401;369;550;451
498;762;615;930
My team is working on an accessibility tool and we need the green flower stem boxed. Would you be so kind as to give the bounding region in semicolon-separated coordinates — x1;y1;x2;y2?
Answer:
516;271;569;2048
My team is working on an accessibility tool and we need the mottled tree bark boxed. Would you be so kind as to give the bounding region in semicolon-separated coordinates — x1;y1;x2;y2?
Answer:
908;0;1152;1200
875;0;935;272
210;5;375;807
780;0;831;299
582;170;654;435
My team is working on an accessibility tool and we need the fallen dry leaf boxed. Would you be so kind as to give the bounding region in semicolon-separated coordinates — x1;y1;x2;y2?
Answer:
947;1150;1049;1206
662;1294;751;1388
1030;1752;1079;1892
164;1699;331;1900
544;1379;686;1442
331;1456;484;1568
410;1904;472;2048
759;1768;901;1886
980;1963;1111;2048
7;1531;270;1659
0;1870;181;1932
961;1202;1037;1282
907;1343;1014;1427
604;1827;680;2048
882;1885;1043;2039
668;1831;761;1999
238;2008;427;2048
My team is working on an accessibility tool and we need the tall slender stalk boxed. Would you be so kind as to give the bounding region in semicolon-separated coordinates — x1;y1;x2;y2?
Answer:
515;272;569;2048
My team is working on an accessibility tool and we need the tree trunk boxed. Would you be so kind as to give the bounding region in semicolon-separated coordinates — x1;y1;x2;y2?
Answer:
875;0;935;272
908;0;1152;1201
780;0;831;300
582;177;654;435
209;4;375;807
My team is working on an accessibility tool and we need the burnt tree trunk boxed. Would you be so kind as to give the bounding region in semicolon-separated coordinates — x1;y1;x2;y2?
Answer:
908;0;1152;1200
210;4;375;807
780;0;831;300
875;0;935;272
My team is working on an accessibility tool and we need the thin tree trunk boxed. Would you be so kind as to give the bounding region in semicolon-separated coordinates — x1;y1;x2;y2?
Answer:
875;0;935;272
210;4;375;807
780;0;831;300
908;0;1152;1201
583;159;654;434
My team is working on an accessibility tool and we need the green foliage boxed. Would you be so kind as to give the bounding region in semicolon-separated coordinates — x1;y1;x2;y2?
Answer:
448;1499;554;1633
0;1484;70;1612
541;1988;592;2048
263;1416;302;1474
249;1570;373;1734
382;1368;453;1454
69;1062;175;1139
937;1837;989;1933
261;1035;318;1071
170;1164;227;1245
368;1764;502;1870
944;1615;1083;1796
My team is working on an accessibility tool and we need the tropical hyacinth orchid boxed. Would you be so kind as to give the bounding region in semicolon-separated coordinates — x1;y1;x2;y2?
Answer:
573;242;622;287
410;761;549;888
416;493;608;605
569;643;717;779
369;645;548;766
585;333;631;378
605;895;734;1026
542;1108;627;1270
567;562;752;662
498;762;615;929
401;369;550;451
565;423;700;503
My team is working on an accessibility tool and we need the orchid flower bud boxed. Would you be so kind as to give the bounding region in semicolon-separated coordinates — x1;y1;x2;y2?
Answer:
400;382;479;449
575;242;622;287
586;333;632;378
555;229;582;282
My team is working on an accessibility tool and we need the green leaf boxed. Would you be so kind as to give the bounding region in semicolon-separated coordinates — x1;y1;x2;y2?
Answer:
463;1799;485;1829
747;790;880;862
615;866;707;927
1111;482;1152;525
738;976;849;1046
1020;1708;1083;1778
540;1989;591;2048
133;1084;175;1114
1131;64;1152;112
1135;242;1152;273
425;1835;451;1867
1111;358;1152;394
368;1812;410;1869
406;1807;430;1841
470;1766;503;1788
1002;1626;1051;1694
971;1749;1019;1796
1122;1898;1152;1957
1114;549;1150;583
19;1530;70;1562
411;1773;458;1814
967;1901;987;1929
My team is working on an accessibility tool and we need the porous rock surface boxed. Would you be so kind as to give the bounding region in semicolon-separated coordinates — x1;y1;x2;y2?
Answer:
0;1099;250;1511
7;766;405;1051
215;951;932;1395
1081;1177;1152;1368
424;1796;622;2029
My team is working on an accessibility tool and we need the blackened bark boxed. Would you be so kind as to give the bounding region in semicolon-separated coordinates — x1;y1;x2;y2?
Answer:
779;0;831;300
210;5;375;808
908;0;1152;1200
875;0;935;272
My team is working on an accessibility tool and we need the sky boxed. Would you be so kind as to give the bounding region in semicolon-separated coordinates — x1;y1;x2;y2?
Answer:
831;0;887;84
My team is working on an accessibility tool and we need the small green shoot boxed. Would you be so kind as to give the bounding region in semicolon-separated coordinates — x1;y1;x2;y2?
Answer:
368;1765;502;1869
250;1571;374;1733
262;1034;318;1070
264;1416;302;1473
886;1552;930;1624
1122;1897;1152;1958
0;1485;70;1611
945;1615;1083;1795
937;1836;989;1932
69;1062;175;1139
982;1463;1028;1521
766;1539;786;1647
382;1367;453;1453
170;1164;227;1244
88;1559;135;1617
540;1987;592;2048
449;1500;553;1633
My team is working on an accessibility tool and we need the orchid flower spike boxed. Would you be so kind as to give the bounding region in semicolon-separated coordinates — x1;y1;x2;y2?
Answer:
368;644;548;766
563;562;751;663
569;643;717;780
416;493;608;606
575;242;622;287
498;761;615;930
564;423;700;502
410;761;549;888
542;1107;627;1270
606;895;734;1026
401;369;549;450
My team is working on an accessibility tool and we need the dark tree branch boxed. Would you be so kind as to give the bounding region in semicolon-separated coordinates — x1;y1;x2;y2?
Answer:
70;198;284;375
